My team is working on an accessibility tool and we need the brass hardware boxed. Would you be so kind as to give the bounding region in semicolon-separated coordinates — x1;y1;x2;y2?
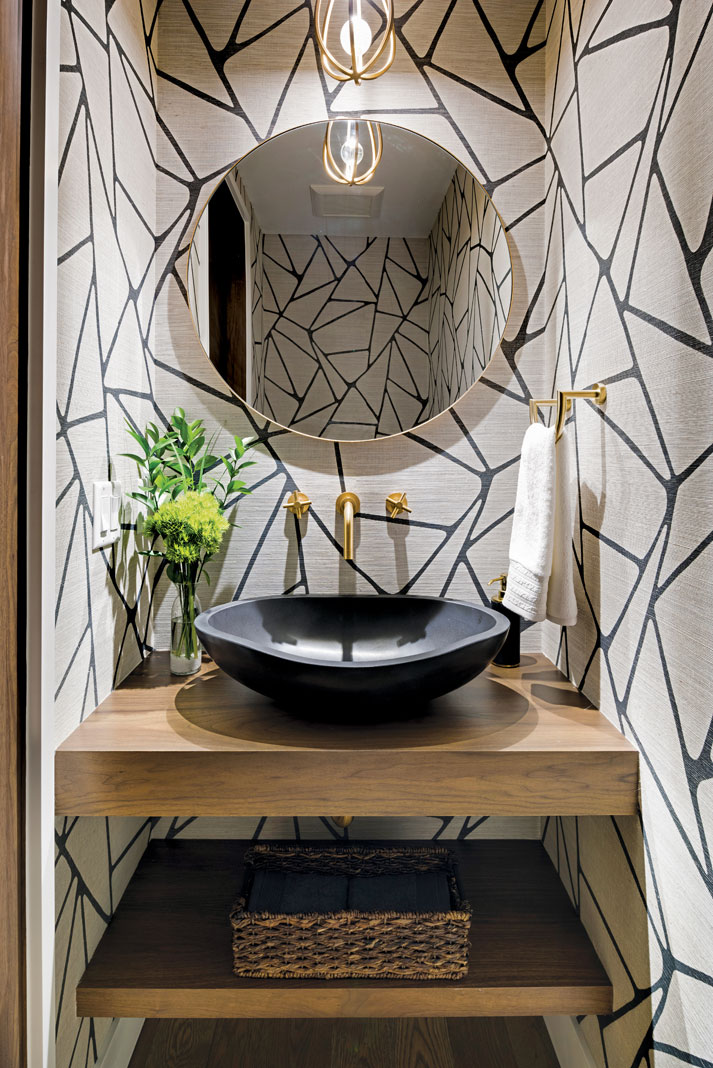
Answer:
323;120;383;186
315;0;395;85
332;816;353;828
555;384;606;440
529;384;606;441
336;491;360;561
385;492;412;518
283;491;312;518
529;396;571;424
488;573;508;603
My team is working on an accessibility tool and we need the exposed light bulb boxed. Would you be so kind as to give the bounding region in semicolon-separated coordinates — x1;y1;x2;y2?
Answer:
315;0;395;84
340;129;364;166
323;119;383;186
339;16;372;58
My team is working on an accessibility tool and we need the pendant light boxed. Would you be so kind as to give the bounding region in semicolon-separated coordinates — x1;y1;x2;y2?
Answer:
315;0;395;85
323;119;383;186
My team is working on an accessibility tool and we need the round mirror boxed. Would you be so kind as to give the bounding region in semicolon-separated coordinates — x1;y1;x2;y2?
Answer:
187;121;512;442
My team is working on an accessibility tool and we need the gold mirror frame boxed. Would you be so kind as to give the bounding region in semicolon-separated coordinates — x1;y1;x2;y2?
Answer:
186;120;515;445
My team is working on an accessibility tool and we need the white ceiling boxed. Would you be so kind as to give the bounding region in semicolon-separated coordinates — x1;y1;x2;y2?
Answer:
236;122;458;238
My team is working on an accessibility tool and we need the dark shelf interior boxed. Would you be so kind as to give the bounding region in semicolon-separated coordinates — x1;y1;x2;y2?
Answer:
77;839;612;1019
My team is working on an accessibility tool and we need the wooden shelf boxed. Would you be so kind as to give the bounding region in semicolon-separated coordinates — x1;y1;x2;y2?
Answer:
55;653;638;817
77;839;613;1019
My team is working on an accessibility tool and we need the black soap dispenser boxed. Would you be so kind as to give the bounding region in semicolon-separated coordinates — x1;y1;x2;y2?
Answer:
487;574;520;667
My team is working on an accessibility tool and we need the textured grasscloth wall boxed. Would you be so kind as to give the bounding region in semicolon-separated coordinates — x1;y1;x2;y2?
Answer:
149;0;547;842
55;2;546;1068
426;164;513;418
152;0;547;636
53;2;713;1066
541;2;713;1066
255;233;430;438
55;0;161;1063
56;3;548;1065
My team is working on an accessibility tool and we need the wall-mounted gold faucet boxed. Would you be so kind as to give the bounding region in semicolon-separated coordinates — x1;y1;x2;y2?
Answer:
336;491;360;560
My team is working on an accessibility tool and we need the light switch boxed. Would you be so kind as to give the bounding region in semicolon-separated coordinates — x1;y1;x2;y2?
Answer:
92;480;122;550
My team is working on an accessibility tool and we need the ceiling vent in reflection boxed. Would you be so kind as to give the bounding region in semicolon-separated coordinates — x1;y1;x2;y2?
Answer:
310;183;384;218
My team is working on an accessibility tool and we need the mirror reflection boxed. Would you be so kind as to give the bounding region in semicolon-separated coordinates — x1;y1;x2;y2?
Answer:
188;121;512;441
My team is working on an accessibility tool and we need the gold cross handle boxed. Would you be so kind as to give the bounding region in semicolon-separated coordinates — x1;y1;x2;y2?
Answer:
283;491;312;519
385;492;412;518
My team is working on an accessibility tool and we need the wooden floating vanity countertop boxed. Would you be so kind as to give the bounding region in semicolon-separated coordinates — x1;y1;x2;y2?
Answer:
55;653;638;817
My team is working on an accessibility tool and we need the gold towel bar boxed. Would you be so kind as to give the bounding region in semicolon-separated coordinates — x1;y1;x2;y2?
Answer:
529;384;607;441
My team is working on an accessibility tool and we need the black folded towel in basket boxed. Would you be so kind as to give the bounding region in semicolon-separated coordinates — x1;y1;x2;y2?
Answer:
248;870;348;914
348;872;451;913
248;868;451;914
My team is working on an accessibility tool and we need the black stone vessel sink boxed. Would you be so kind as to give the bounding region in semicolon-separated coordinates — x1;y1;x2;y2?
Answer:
195;595;509;708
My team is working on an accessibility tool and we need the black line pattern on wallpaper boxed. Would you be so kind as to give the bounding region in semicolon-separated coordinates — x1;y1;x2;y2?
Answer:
53;2;713;1068
254;234;431;439
55;816;155;1065
248;162;513;440
426;164;513;418
55;0;166;1059
542;1;713;1066
56;2;550;1065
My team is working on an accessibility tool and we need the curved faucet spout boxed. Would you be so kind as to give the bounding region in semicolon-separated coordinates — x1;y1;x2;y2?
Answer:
336;491;360;561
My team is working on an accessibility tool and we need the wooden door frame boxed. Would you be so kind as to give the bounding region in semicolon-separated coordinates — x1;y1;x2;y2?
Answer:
25;0;60;1060
1;0;28;1060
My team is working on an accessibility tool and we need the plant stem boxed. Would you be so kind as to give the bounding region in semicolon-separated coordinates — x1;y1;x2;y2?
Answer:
173;561;201;661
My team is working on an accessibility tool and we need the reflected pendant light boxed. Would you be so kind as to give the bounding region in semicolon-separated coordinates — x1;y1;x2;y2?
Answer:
323;119;383;186
315;0;395;84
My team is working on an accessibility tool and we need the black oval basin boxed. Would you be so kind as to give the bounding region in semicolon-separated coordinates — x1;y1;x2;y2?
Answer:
195;595;509;707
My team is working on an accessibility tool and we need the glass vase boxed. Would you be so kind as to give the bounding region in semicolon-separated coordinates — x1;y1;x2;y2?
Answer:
170;579;202;676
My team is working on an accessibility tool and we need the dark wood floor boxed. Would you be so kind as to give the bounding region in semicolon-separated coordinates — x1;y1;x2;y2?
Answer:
129;1018;559;1068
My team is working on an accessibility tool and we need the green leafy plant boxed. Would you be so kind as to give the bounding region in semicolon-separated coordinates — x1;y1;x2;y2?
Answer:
122;408;257;669
123;407;256;521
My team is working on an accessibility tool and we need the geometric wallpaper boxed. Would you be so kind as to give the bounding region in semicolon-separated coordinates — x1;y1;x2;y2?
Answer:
426;164;513;420
56;2;549;1065
53;0;712;1066
150;0;551;660
254;233;432;439
251;164;512;440
541;2;713;1067
56;0;160;1060
151;0;552;863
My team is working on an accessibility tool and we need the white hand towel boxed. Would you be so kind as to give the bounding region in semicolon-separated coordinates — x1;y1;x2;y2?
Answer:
546;430;578;627
502;423;556;622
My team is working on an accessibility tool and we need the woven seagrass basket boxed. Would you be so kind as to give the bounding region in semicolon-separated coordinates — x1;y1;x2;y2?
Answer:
230;844;472;981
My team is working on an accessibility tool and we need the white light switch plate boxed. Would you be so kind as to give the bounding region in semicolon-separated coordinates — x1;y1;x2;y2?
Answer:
92;480;122;550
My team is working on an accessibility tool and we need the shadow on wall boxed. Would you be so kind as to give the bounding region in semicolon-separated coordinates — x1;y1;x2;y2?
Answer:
109;510;159;685
386;514;411;591
575;477;603;704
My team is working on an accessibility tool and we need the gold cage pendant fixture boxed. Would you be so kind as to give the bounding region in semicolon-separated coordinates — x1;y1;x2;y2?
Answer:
323;119;383;186
315;0;395;84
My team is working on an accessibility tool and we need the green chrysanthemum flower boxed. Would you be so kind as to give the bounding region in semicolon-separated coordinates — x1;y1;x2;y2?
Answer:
144;491;229;565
